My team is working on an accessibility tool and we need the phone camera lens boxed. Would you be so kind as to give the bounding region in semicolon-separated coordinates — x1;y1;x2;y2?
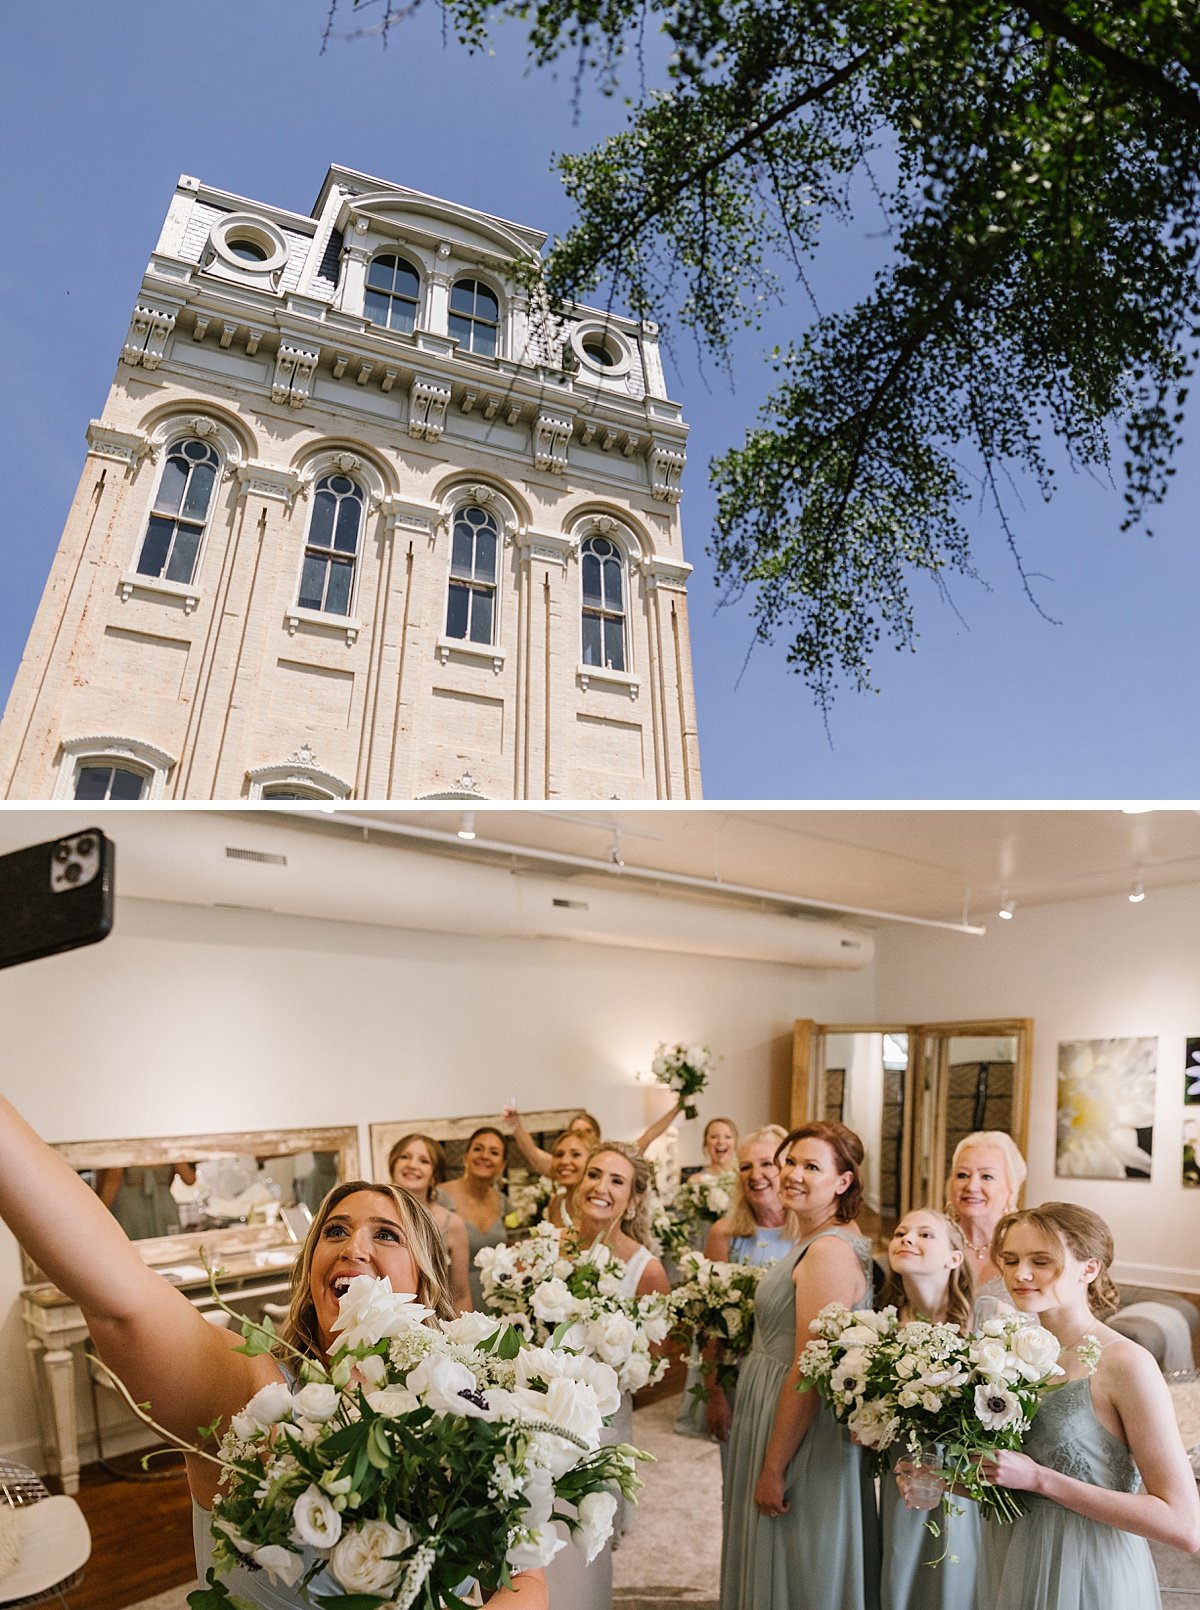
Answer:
63;861;82;884
54;844;70;862
77;836;94;855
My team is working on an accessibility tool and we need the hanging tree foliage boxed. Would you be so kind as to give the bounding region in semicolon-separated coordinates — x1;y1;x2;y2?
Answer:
345;0;1200;708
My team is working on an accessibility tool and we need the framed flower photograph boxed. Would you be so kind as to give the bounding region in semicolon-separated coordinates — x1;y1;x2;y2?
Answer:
1056;1037;1157;1179
1185;1038;1200;1105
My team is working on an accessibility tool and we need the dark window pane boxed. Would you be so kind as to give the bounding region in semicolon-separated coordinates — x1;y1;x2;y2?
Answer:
181;461;215;522
137;516;174;577
394;263;419;299
582;553;602;603
325;559;352;616
389;301;415;334
109;767;147;801
603;557;623;609
364;288;390;324
165;523;202;584
474;527;496;583
448;313;472;348
154;455;188;515
367;257;396;289
473;324;497;358
451;521;475;577
299;554;327;611
230;238;267;262
334;495;361;553
450;281;476;314
310;490;336;551
604;617;625;671
475;285;499;320
446;582;469;638
469;588;494;644
582;614;602;666
74;766;111;801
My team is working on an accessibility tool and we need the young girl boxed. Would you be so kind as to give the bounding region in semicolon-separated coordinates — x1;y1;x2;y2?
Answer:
0;1095;547;1608
980;1203;1199;1609
879;1209;980;1610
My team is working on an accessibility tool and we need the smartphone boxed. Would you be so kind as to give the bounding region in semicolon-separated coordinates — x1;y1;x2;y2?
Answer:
0;828;114;970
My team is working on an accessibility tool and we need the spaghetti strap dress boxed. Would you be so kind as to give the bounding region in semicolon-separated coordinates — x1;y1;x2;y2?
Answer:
879;1451;980;1610
719;1226;881;1610
979;1375;1162;1610
437;1188;510;1313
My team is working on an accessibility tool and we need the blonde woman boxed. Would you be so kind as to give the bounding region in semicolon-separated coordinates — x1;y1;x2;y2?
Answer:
0;1094;546;1608
944;1130;1027;1299
388;1132;473;1312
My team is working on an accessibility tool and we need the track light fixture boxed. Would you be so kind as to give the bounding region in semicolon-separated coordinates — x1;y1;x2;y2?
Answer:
1129;879;1145;904
457;813;476;841
998;896;1015;920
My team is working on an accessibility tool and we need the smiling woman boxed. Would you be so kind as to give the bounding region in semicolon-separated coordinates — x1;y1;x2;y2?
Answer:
0;1097;549;1609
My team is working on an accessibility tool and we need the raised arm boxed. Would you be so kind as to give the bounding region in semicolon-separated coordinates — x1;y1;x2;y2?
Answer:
501;1107;553;1176
444;1209;475;1313
754;1236;866;1516
982;1342;1200;1552
0;1096;271;1455
635;1097;684;1156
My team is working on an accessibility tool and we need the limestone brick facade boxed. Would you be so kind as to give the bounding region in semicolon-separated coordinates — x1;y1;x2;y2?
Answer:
0;166;702;801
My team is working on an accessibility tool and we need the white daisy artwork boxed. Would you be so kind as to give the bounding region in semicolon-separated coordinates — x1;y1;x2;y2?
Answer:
1185;1038;1200;1105
1056;1037;1157;1180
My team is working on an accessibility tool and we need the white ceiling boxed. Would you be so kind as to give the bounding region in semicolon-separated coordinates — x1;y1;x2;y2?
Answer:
0;806;1196;932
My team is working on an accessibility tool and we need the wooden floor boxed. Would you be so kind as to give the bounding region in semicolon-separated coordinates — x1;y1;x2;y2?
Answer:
62;1454;195;1610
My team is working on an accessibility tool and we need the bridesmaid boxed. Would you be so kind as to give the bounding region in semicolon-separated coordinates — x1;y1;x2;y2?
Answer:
700;1124;791;1447
979;1203;1199;1609
502;1102;683;1177
879;1210;979;1610
699;1116;739;1176
388;1132;473;1312
436;1126;511;1313
542;1128;590;1228
720;1121;880;1610
569;1140;671;1299
944;1131;1027;1306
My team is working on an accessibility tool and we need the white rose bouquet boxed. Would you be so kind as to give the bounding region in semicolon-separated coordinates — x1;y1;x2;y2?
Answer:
669;1251;768;1388
479;1227;671;1395
652;1169;737;1262
503;1175;555;1234
799;1304;1089;1530
649;1041;714;1121
185;1277;644;1610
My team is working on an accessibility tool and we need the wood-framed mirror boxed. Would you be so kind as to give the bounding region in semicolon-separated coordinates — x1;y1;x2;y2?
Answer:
369;1110;581;1187
793;1019;1032;1244
21;1125;359;1290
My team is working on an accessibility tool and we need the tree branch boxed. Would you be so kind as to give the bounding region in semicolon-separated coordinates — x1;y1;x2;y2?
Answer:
1010;0;1200;130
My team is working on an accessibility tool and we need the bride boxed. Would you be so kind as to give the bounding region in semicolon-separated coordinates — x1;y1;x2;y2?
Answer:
0;1094;546;1607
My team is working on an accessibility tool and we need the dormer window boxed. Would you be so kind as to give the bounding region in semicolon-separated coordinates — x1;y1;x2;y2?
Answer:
207;215;289;278
450;279;499;357
365;254;421;334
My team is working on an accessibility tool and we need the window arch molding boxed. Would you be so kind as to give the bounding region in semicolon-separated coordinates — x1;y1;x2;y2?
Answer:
294;444;391;505
567;512;643;687
144;409;248;471
246;758;351;800
437;479;523;546
286;448;387;637
122;414;245;606
53;735;176;802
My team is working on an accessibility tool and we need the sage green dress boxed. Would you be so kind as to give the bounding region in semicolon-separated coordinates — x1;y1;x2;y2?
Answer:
979;1375;1161;1609
880;1451;980;1610
719;1227;881;1610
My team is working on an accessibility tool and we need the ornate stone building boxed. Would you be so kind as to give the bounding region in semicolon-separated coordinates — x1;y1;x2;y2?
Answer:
0;166;701;800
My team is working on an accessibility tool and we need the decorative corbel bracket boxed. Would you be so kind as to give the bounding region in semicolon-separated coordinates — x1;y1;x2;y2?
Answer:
648;442;687;504
532;412;572;474
85;421;155;468
272;344;320;408
409;378;451;442
121;303;177;370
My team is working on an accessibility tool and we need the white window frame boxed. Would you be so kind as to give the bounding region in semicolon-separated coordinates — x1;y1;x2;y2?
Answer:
364;252;423;334
448;275;503;358
435;483;519;672
246;761;351;800
287;449;388;645
53;736;176;802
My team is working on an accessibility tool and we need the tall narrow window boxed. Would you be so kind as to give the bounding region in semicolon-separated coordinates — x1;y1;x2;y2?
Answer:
449;279;499;357
73;763;148;801
365;254;420;333
299;474;364;616
581;535;627;671
136;438;219;585
445;505;499;644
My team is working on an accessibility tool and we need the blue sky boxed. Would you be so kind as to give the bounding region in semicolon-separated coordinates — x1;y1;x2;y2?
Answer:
2;1;1196;800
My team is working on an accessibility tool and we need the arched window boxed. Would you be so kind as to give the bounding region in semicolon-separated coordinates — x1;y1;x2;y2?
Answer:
581;535;627;672
364;254;421;334
135;438;220;585
299;474;364;616
73;762;149;801
449;279;499;357
445;504;499;644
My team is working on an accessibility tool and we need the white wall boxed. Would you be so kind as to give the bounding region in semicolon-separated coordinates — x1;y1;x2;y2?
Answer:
0;892;874;1466
875;880;1200;1293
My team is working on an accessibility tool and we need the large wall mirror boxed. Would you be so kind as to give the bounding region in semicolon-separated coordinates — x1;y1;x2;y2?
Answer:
21;1126;359;1289
793;1019;1032;1243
